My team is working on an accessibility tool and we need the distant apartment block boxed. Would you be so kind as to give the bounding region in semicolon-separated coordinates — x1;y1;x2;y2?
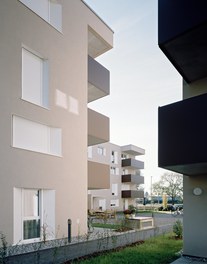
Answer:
88;143;145;211
0;0;113;245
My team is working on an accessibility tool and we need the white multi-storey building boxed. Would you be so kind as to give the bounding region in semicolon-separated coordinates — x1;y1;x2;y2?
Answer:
88;143;145;211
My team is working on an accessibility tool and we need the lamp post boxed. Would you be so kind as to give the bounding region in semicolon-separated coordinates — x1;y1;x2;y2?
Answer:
151;176;153;206
151;176;154;216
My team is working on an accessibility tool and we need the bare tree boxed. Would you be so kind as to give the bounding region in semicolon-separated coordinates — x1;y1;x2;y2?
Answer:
153;172;183;204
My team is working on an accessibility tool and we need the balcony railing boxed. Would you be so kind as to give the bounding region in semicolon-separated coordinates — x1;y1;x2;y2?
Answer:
122;174;144;185
88;56;110;102
122;158;144;170
122;190;144;199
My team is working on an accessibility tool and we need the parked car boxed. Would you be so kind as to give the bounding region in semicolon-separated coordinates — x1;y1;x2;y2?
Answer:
174;204;183;211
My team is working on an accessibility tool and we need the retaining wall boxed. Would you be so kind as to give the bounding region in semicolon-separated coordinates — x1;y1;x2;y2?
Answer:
3;224;173;264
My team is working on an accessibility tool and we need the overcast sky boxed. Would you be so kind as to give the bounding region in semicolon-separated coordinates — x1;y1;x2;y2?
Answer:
85;0;182;191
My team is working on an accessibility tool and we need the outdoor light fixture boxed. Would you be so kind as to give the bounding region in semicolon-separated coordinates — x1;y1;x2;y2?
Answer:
193;187;202;196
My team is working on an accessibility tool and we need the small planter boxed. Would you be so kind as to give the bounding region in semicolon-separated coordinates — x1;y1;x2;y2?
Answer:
123;207;136;219
125;214;131;219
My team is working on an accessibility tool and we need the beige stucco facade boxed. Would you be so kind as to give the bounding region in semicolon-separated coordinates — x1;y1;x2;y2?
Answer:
0;0;113;245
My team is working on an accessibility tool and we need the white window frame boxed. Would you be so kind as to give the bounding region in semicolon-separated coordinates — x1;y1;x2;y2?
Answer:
115;168;119;175
22;189;42;242
49;0;62;31
19;0;62;32
110;199;119;207
121;154;128;160
97;146;106;156
12;115;62;157
122;169;128;175
22;47;49;108
111;151;115;163
87;146;93;159
14;188;55;244
112;183;118;196
110;166;116;175
111;151;119;164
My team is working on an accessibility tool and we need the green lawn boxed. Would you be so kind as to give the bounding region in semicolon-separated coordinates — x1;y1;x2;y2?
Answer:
71;233;182;264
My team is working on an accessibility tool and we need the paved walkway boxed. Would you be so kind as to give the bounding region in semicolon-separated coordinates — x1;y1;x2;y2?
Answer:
93;211;183;227
171;256;207;263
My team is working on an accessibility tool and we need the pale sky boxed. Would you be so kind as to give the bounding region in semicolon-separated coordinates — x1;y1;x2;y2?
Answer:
85;0;182;191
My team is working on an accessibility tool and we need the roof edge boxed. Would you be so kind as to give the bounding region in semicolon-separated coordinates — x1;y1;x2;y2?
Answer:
81;0;114;33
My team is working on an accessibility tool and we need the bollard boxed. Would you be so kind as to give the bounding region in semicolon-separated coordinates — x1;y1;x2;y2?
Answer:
68;219;71;243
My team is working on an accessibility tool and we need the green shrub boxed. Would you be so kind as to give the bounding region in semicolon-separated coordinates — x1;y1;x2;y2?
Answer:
173;220;183;238
0;232;8;264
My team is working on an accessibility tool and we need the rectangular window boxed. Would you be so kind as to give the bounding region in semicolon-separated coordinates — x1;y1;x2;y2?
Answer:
19;0;62;31
121;153;128;159
49;0;62;31
115;168;119;175
112;184;118;196
14;188;55;243
111;167;119;175
114;152;119;164
97;146;106;156
13;115;62;156
87;146;92;158
122;169;128;175
98;199;106;211
23;189;41;240
110;167;116;175
22;48;48;108
110;199;119;207
111;151;118;164
111;151;115;163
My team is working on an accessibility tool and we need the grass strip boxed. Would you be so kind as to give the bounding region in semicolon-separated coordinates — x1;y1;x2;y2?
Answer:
71;233;182;264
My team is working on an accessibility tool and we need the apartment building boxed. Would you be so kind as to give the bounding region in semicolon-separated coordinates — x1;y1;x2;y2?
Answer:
158;0;207;258
0;0;113;245
88;143;145;211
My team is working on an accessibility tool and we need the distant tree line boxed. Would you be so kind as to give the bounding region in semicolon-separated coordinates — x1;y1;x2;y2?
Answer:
152;172;183;205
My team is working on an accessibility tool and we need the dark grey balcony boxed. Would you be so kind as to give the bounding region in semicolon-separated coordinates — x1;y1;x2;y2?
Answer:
158;93;207;176
122;190;144;199
122;158;144;170
88;56;110;102
122;174;144;185
158;0;207;83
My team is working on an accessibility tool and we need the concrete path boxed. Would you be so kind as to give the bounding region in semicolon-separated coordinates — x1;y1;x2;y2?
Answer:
171;256;207;263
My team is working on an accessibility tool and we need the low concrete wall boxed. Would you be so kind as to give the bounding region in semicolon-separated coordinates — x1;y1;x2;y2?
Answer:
4;224;173;264
127;217;154;229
